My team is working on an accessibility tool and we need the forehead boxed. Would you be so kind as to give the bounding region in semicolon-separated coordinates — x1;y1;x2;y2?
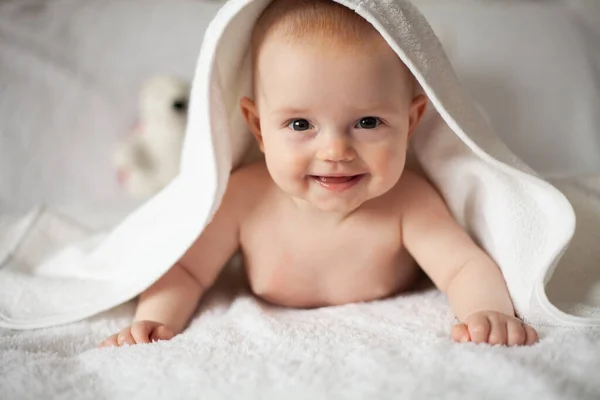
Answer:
255;36;413;105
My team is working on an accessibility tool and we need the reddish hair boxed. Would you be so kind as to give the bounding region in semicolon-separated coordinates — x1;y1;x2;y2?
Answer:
251;0;416;94
252;0;380;51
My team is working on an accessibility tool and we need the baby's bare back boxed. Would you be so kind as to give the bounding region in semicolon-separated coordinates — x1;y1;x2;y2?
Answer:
237;163;420;308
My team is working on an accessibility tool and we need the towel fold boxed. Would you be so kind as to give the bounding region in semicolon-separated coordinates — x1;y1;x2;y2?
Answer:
1;0;599;330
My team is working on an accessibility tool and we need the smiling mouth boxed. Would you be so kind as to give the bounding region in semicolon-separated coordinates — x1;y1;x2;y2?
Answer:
309;174;366;192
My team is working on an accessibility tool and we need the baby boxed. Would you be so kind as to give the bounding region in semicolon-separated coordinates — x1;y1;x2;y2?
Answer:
100;0;538;347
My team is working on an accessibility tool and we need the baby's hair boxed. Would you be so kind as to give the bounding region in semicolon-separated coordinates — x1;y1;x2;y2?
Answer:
252;0;379;49
251;0;418;96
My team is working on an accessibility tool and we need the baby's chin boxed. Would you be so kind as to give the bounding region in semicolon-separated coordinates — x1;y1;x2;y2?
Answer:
293;189;383;215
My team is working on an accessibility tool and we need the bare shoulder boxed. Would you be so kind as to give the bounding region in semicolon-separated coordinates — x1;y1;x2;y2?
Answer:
395;169;448;214
223;161;273;214
228;160;271;192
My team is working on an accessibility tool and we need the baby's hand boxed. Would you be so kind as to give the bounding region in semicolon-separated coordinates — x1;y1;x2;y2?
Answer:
451;311;538;346
98;321;175;348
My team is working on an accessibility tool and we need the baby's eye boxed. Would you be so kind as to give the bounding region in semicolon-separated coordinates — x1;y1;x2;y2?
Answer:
355;117;381;129
287;119;312;131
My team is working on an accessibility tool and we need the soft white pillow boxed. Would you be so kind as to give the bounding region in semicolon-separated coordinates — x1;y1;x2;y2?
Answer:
416;0;600;178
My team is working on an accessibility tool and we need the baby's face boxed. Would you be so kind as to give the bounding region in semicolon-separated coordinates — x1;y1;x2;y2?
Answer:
243;35;426;214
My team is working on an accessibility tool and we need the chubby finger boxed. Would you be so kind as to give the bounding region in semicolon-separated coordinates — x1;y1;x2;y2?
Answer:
525;324;539;345
507;320;527;346
130;322;153;344
451;323;470;343
150;325;175;342
117;328;135;346
488;317;508;345
466;316;491;344
99;334;119;348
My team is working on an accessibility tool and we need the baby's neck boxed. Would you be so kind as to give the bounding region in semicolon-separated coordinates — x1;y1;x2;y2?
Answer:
287;194;361;225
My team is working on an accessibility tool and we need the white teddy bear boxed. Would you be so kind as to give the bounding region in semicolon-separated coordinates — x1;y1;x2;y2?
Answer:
114;75;190;197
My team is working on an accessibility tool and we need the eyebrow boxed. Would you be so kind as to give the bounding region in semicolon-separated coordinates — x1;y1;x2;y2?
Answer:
350;103;400;114
271;103;401;117
270;107;310;117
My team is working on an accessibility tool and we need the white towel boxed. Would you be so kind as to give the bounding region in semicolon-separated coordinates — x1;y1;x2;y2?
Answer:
1;0;599;330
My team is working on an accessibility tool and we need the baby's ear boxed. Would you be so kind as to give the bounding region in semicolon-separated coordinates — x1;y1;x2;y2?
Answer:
407;94;428;140
240;97;264;152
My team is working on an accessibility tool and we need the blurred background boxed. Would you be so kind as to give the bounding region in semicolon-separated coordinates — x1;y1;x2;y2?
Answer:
0;0;599;228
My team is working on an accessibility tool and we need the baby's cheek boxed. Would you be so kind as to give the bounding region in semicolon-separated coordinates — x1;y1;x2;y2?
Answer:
371;147;406;187
287;154;310;175
265;149;307;188
374;147;403;175
265;137;307;171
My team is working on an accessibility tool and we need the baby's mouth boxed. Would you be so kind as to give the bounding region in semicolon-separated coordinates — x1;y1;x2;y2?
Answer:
309;174;366;192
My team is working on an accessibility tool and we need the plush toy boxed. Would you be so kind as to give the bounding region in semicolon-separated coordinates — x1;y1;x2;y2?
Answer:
114;75;190;197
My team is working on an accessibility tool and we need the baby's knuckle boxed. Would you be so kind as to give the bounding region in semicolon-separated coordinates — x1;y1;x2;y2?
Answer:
511;329;526;342
469;322;487;333
488;333;503;345
488;312;503;322
133;321;148;330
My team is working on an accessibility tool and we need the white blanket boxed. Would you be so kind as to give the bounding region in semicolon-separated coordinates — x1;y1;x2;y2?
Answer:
2;0;600;330
1;305;600;399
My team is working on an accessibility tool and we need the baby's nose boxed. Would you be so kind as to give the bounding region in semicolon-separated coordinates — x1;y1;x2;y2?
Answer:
316;133;356;163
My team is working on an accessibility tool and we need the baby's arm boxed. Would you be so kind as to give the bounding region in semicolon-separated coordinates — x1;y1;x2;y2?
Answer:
400;172;538;346
99;174;244;347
